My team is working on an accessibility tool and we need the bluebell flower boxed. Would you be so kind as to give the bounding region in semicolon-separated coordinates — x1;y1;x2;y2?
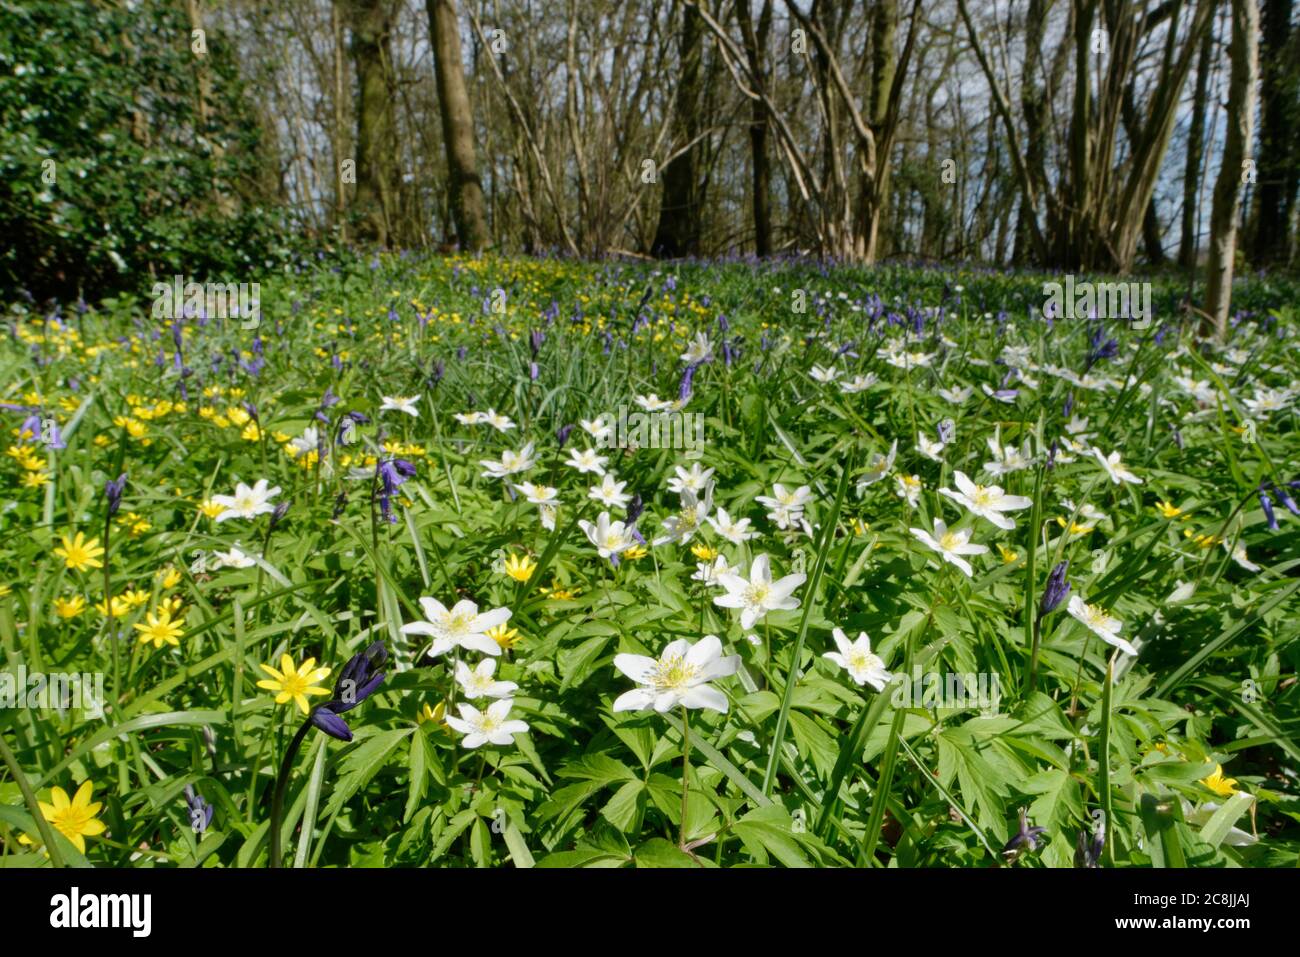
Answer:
376;458;417;523
1003;808;1047;856
184;785;215;834
1260;484;1278;531
679;363;698;402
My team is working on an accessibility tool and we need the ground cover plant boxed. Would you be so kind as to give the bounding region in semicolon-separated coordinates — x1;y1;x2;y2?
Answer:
0;254;1297;868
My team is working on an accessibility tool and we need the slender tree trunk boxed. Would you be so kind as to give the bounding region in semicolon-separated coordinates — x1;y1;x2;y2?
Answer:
349;0;398;246
737;0;773;256
427;0;491;252
1180;28;1214;270
1248;0;1297;265
1205;0;1260;338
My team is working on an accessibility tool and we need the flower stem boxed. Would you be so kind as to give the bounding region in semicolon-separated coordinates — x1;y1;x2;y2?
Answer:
269;717;313;869
103;513;117;709
679;706;691;849
0;731;66;868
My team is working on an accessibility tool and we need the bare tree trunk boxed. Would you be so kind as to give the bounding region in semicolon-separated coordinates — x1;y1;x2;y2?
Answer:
427;0;491;252
652;0;706;258
349;0;398;246
1204;0;1260;338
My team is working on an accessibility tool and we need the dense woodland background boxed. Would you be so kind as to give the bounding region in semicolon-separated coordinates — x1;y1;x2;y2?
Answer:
2;0;1296;329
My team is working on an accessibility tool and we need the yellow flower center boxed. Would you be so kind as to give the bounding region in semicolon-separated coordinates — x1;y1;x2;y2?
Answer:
648;655;699;691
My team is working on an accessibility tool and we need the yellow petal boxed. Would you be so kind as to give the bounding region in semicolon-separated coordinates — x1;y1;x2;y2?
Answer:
50;787;70;811
72;780;94;808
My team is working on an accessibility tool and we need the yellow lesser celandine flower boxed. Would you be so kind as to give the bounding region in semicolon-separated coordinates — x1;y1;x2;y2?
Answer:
0;583;10;598
997;543;1019;564
121;588;150;608
53;595;86;619
18;452;47;471
240;422;262;442
95;595;131;618
226;405;250;427
1202;764;1239;797
623;544;648;560
418;701;448;728
117;512;152;538
53;532;105;572
22;471;50;489
1184;529;1222;549
690;542;718;562
133;607;185;649
1155;500;1185;519
503;553;536;582
850;518;870;535
156;566;183;589
487;623;523;650
92;434;110;448
1056;516;1094;535
257;654;332;714
198;499;225;519
32;780;106;854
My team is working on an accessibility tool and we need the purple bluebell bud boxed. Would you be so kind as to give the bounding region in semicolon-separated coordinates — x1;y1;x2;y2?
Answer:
1075;822;1104;868
310;707;353;741
1275;484;1299;517
1040;561;1070;616
269;500;290;531
626;494;644;525
556;424;574;448
105;473;127;518
332;491;348;520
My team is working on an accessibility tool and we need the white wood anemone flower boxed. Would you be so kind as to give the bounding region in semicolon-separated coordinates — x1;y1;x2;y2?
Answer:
612;635;740;713
823;628;893;691
909;519;989;577
480;442;536;480
939;470;1032;530
579;511;634;560
379;395;420;417
212;479;281;522
455;659;519;700
1091;448;1142;485
445;698;529;748
713;553;805;630
707;506;757;544
400;597;512;657
1067;594;1137;656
